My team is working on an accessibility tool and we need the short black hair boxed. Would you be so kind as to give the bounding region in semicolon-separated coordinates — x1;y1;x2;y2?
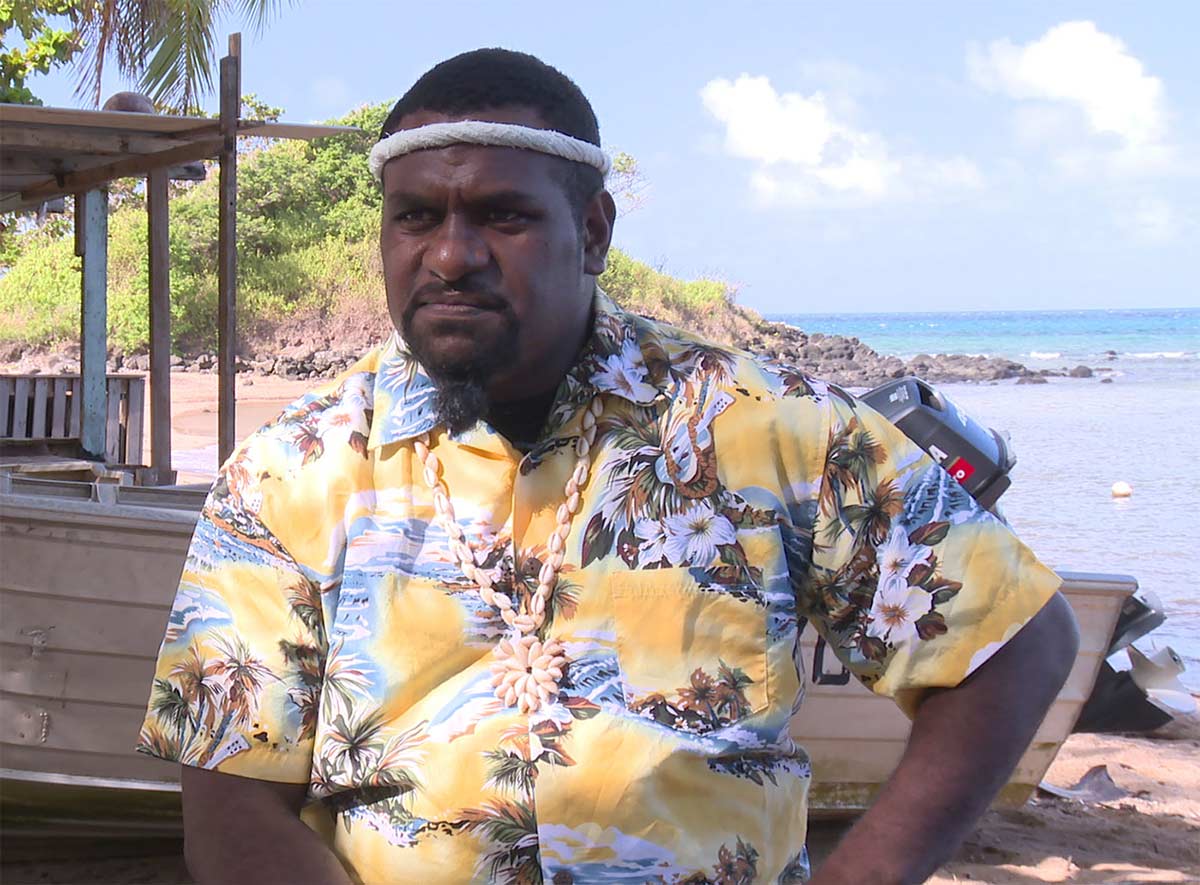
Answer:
380;48;604;218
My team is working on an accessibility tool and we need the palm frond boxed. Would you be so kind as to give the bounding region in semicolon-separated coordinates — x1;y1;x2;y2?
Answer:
149;677;193;737
285;576;327;648
139;0;218;110
483;750;538;795
70;0;292;111
137;721;182;759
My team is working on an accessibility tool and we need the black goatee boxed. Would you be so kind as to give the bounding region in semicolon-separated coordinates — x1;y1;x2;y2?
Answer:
432;376;490;435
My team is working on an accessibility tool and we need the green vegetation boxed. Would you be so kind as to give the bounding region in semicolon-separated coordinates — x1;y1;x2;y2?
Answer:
1;0;291;111
0;0;78;105
0;100;736;357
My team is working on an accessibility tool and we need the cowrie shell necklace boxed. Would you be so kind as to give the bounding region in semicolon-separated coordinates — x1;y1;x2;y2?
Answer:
413;397;603;713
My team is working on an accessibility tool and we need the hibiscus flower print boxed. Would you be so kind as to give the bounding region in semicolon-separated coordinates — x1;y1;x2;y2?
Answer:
875;525;933;593
663;503;737;566
633;518;671;566
866;580;932;646
317;405;368;445
590;338;659;403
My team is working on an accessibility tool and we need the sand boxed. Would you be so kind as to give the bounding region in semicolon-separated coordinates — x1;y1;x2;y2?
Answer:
4;371;1197;884
154;370;313;482
926;725;1200;883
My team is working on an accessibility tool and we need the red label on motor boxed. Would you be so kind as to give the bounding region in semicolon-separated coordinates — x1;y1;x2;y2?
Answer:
946;456;975;484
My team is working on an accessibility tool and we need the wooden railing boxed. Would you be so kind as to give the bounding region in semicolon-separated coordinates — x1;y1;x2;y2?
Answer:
0;374;145;465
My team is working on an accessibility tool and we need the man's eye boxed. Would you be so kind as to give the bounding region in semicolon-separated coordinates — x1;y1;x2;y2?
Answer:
393;209;437;227
486;208;526;224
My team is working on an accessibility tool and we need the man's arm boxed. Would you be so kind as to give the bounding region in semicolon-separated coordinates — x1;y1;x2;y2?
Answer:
811;591;1080;885
182;767;353;885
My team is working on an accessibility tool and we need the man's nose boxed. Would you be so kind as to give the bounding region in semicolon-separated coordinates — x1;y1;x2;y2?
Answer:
425;215;490;282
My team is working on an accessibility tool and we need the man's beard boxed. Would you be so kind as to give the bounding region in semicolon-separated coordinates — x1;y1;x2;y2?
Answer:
400;299;518;436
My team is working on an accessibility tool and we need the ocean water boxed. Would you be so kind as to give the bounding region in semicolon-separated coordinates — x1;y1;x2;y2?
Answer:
769;307;1200;690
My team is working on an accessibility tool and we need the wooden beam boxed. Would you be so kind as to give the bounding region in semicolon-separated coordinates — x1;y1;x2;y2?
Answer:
17;138;222;206
78;189;108;460
0;104;219;134
0;154;82;175
217;39;240;465
1;126;194;156
147;168;173;482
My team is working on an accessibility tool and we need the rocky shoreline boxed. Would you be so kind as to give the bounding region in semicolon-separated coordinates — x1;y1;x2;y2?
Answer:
1;314;1104;389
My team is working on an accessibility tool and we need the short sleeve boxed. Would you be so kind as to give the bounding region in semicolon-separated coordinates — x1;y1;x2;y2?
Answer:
136;438;328;784
796;393;1062;716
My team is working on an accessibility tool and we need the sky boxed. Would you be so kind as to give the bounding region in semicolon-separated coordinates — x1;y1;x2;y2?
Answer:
27;1;1200;315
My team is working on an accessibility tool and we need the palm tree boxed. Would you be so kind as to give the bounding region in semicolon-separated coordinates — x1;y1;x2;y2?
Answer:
137;720;182;760
279;638;323;740
820;419;861;515
457;799;542;884
325;707;387;780
842;479;903;545
148;677;193;738
285;576;327;649
71;0;294;111
843;426;886;492
362;721;426;791
200;631;273;763
321;636;373;719
484;750;539;795
169;641;225;731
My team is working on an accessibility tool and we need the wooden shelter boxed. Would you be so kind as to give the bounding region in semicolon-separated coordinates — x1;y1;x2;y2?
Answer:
0;35;358;477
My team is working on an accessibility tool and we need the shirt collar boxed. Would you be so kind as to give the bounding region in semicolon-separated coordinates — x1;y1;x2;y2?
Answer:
366;287;674;450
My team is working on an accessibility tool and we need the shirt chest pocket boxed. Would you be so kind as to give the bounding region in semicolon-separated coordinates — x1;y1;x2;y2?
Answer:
609;568;770;734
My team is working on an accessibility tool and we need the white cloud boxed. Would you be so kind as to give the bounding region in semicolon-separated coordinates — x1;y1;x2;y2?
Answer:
700;74;980;207
968;21;1169;169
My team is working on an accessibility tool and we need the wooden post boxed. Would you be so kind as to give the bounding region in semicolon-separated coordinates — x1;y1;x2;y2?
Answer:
77;189;108;460
147;168;174;483
217;33;241;465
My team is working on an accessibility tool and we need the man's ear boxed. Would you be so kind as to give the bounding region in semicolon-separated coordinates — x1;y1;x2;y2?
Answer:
582;190;617;276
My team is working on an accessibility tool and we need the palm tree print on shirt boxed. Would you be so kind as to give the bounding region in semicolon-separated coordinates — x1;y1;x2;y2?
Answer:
631;661;755;734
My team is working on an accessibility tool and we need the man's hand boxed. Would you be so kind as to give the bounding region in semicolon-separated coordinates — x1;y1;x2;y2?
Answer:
811;591;1080;885
182;766;353;885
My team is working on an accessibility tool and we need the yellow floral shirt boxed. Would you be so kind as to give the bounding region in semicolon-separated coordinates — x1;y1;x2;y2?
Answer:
139;291;1060;883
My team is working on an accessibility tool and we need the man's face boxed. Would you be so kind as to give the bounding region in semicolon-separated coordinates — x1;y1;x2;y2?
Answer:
379;107;614;403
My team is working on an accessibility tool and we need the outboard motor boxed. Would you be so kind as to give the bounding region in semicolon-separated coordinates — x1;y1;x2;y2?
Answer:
860;377;1016;509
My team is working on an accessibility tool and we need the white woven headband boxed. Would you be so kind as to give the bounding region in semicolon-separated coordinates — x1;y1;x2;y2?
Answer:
369;120;611;180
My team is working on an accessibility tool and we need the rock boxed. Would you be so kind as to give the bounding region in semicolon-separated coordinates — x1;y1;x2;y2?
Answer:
169;354;183;368
1017;375;1048;385
1069;365;1093;378
1100;377;1113;384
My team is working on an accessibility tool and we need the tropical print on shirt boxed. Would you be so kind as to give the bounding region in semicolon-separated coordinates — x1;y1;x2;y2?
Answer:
139;289;1061;883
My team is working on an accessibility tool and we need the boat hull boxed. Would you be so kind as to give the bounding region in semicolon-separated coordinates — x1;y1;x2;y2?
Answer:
0;483;1133;834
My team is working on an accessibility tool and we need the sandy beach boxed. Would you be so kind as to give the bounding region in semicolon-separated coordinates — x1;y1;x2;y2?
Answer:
4;370;1198;884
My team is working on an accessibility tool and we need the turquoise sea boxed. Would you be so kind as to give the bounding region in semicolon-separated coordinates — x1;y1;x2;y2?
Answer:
769;307;1200;690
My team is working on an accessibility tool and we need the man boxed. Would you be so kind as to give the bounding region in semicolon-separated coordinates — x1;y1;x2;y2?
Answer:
140;48;1078;884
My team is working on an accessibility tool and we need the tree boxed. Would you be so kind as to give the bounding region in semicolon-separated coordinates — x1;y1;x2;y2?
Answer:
0;0;80;104
608;151;650;217
72;0;294;112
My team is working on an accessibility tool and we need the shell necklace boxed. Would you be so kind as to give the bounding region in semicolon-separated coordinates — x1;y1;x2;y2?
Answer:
413;397;604;714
